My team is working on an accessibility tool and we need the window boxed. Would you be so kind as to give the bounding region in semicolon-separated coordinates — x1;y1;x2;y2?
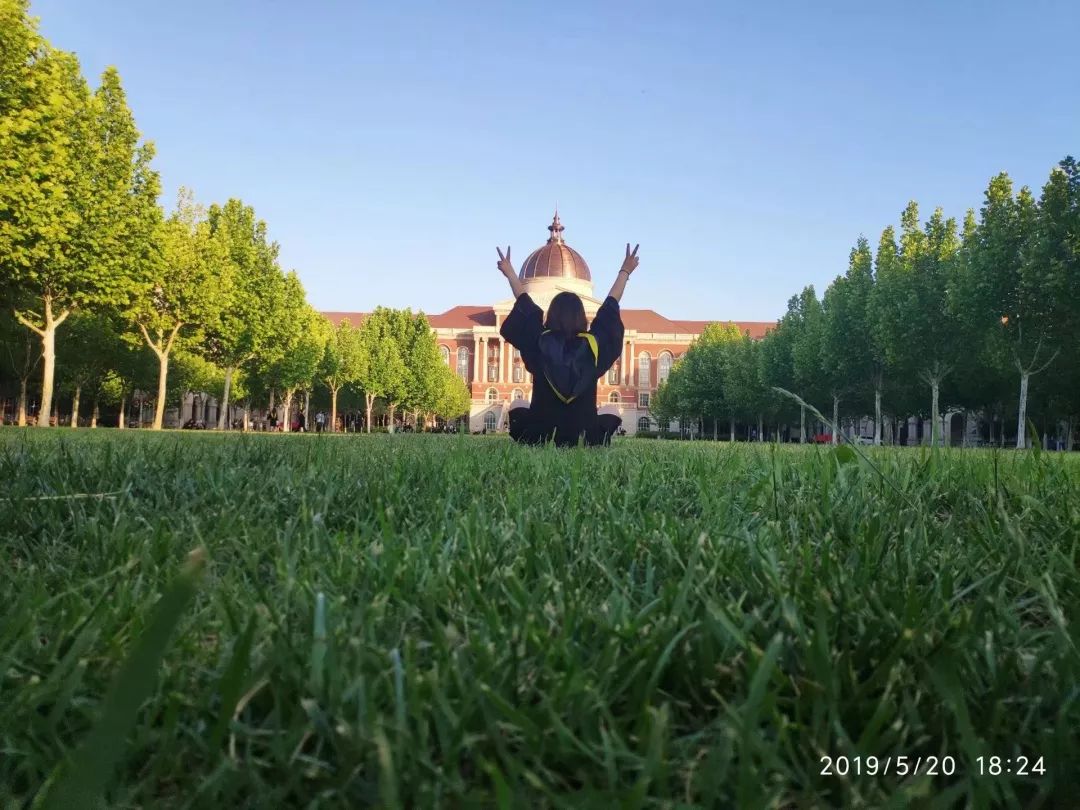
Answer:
638;352;651;387
608;392;620;404
512;389;524;402
607;362;620;385
484;412;497;431
457;347;470;381
440;345;450;365
658;351;673;384
513;364;524;383
486;387;498;403
488;364;498;382
513;348;521;360
638;392;650;408
637;416;651;432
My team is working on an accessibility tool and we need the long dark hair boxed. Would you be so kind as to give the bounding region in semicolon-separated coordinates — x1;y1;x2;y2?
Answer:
544;292;587;337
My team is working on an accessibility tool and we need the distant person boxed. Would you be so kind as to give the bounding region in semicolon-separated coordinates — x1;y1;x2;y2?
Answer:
315;411;326;433
297;410;307;433
268;410;278;432
497;241;638;447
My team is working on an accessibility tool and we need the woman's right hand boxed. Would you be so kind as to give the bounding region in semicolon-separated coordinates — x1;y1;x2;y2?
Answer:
620;243;640;276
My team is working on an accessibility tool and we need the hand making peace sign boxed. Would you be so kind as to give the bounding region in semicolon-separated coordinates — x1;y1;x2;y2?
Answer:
496;246;514;277
620;243;640;276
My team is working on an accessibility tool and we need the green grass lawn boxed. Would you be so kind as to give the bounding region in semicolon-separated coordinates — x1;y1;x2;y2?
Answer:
1;429;1078;808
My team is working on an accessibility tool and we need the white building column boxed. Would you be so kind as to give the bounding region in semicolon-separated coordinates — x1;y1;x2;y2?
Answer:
629;340;636;386
501;339;508;383
473;336;482;382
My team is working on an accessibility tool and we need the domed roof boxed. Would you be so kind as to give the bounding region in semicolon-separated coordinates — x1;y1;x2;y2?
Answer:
519;212;591;282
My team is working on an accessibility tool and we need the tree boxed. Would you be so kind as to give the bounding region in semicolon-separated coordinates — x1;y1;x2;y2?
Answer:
261;273;327;432
822;238;875;444
759;312;799;441
874;203;961;446
2;35;160;427
399;312;442;429
166;348;225;425
132;188;227;429
56;311;124;427
431;363;471;425
203;199;282;429
320;318;364;432
0;312;41;425
790;286;826;441
1000;168;1073;447
355;307;408;432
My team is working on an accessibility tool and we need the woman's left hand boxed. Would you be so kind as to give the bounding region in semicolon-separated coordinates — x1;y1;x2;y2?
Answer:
497;246;514;276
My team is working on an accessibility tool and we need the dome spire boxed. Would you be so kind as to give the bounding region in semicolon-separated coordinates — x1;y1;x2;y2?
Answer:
547;209;565;244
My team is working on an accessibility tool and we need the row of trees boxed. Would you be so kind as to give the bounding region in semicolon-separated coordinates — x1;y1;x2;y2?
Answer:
653;158;1080;449
0;0;470;431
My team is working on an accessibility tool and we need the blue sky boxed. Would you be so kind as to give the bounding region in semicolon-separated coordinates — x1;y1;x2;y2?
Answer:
31;0;1079;321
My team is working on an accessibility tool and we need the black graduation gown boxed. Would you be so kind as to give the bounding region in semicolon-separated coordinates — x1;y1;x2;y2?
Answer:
500;293;625;447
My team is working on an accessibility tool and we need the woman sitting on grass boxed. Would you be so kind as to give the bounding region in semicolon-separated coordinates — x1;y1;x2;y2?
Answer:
497;242;639;447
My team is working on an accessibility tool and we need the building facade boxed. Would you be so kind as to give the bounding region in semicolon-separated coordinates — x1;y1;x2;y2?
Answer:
324;214;773;434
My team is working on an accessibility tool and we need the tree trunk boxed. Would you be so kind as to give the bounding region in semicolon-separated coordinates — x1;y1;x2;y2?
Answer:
17;377;28;426
728;417;735;443
365;394;374;433
217;366;235;430
874;386;882;446
282;390;294;433
1066;417;1074;452
91;397;99;429
242;404;250;432
37;320;58;427
70;385;81;429
330;386;339;433
118;395;127;429
712;418;716;441
1016;371;1030;449
304;390;311;423
989;415;995;446
757;413;764;442
153;351;169;430
930;378;941;447
831;395;839;445
388;403;396;433
800;404;806;444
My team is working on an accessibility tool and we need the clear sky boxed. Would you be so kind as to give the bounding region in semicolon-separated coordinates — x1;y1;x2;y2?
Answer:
30;0;1079;321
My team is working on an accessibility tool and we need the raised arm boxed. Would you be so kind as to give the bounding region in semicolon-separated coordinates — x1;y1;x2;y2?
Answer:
605;243;640;303
496;246;527;299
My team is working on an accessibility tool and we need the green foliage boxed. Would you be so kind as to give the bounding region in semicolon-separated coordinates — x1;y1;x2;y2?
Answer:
430;362;471;419
355;307;408;409
320;318;364;395
1;431;1077;806
133;188;227;354
203;199;282;371
258;274;327;426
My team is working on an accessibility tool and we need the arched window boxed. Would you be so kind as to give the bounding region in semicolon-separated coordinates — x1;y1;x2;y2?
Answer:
658;351;673;384
512;348;523;383
512;388;524;402
607;361;620;385
638;351;651;387
608;392;620;403
637;416;651;432
456;347;470;381
483;412;497;431
440;345;450;366
486;387;498;403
